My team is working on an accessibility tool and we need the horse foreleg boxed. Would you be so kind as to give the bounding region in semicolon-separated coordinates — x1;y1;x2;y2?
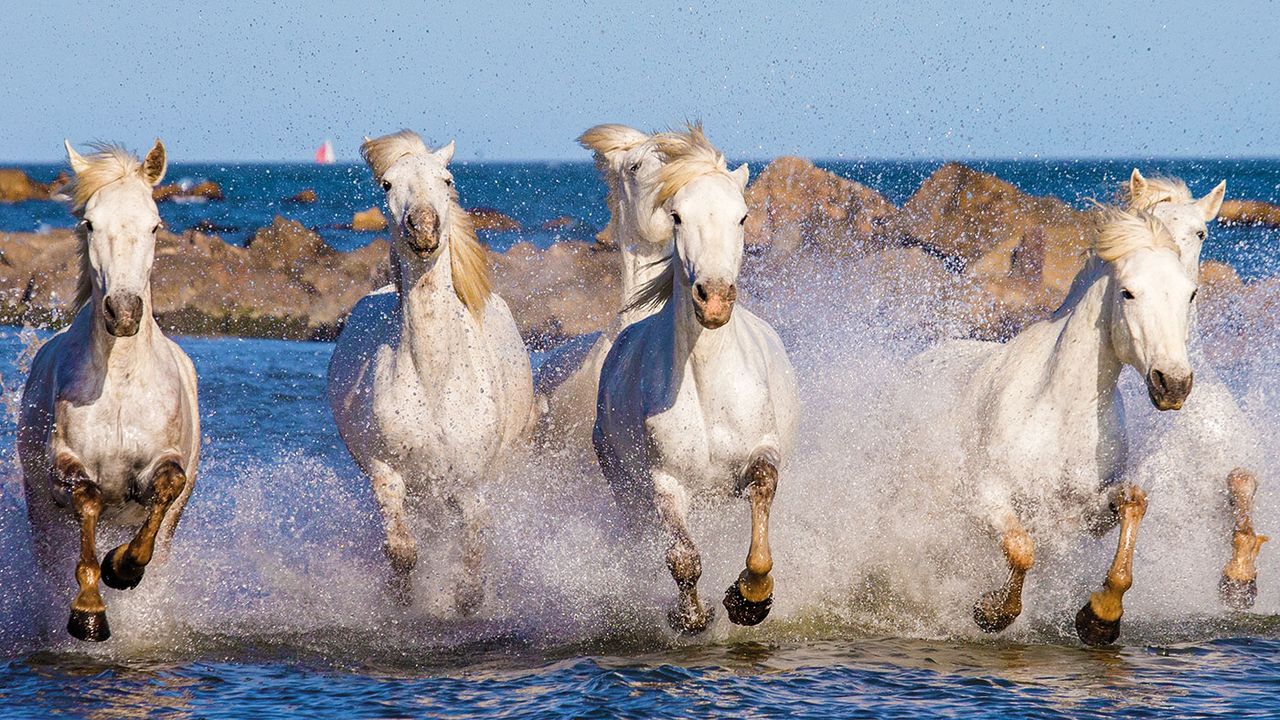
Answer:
655;471;712;634
1221;468;1269;610
101;459;186;591
1075;485;1147;646
371;460;416;605
60;455;109;642
454;492;489;617
724;449;778;626
973;516;1035;633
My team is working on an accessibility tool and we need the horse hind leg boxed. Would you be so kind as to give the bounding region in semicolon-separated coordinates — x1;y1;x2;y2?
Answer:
101;459;187;591
655;471;713;634
973;516;1035;633
371;460;417;605
60;455;109;642
1075;485;1147;646
723;449;779;627
1220;468;1269;610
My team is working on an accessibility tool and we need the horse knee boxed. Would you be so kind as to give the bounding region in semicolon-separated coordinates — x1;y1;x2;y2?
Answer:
666;543;702;590
740;450;779;499
151;460;187;505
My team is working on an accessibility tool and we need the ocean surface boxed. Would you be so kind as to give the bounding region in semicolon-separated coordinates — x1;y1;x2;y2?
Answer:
0;161;1279;718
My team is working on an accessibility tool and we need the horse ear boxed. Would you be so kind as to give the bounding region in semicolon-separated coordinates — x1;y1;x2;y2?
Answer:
731;163;749;192
64;140;89;174
1129;168;1147;198
141;139;167;186
434;140;456;166
1197;180;1226;222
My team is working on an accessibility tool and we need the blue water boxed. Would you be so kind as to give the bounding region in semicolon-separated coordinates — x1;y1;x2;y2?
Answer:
5;159;1280;277
2;161;1280;717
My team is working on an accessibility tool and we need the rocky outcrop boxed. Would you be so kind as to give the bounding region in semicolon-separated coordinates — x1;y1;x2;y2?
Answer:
1219;199;1280;228
491;240;619;348
469;207;521;232
286;188;318;204
351;207;387;232
744;156;896;258
0;169;67;202
153;180;224;203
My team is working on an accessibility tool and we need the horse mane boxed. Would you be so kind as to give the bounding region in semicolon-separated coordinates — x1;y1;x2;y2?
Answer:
1094;207;1180;263
579;124;651;247
1122;175;1193;211
620;124;734;315
361;130;491;318
59;144;150;311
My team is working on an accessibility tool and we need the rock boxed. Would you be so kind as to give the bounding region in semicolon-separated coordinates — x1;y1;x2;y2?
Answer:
1219;199;1280;228
191;219;240;234
491;241;618;348
245;216;334;270
351;207;387;232
469;207;521;232
744;157;897;258
286;188;318;204
0;169;65;202
541;216;579;231
153;179;224;203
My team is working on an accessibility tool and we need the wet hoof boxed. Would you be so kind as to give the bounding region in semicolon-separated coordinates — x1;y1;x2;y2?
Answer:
1219;575;1258;611
1074;602;1121;646
973;591;1019;633
667;601;714;636
723;582;773;626
101;546;145;591
67;608;110;642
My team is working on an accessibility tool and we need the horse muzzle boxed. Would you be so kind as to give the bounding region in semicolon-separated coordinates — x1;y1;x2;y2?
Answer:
102;293;143;337
692;280;736;329
1146;367;1193;411
402;208;441;256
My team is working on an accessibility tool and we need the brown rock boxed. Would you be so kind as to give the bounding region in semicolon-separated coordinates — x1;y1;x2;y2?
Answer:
0;169;64;202
351;207;387;232
491;241;618;347
469;207;521;232
286;188;318;204
541;216;578;231
153;179;224;203
1219;199;1280;228
744;156;897;258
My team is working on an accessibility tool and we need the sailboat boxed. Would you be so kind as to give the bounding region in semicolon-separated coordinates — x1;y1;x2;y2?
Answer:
314;139;335;164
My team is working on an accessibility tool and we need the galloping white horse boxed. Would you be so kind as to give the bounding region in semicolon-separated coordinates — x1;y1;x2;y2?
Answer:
1125;169;1267;609
593;126;798;634
18;141;199;642
328;131;533;613
911;208;1196;645
533;125;672;448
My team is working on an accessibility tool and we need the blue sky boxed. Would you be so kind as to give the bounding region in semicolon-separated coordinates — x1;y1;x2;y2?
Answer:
4;2;1276;161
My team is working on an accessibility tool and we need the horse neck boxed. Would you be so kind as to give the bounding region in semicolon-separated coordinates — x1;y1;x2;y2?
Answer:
1035;262;1123;409
86;285;159;373
397;241;467;353
619;235;671;324
667;262;738;371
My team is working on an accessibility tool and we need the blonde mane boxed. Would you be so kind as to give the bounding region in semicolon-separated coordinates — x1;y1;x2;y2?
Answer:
361;130;491;318
622;124;735;315
1123;175;1193;211
60;144;150;310
1094;207;1180;263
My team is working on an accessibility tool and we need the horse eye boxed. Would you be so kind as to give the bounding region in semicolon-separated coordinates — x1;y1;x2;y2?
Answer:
671;212;682;226
1121;288;1136;300
82;219;93;233
381;180;391;192
1197;229;1207;240
152;223;162;234
629;162;641;173
444;178;453;187
1190;289;1198;303
739;214;748;226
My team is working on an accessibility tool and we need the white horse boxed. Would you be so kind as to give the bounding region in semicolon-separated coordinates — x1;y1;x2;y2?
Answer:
18;141;199;642
1126;168;1266;609
593;126;798;634
910;208;1196;645
533;125;672;449
327;131;533;613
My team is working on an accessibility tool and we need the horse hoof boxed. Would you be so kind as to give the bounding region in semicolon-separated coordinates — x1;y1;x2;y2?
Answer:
667;603;714;636
1219;576;1258;611
723;582;772;626
973;592;1018;634
1074;603;1121;646
101;546;144;591
67;608;110;642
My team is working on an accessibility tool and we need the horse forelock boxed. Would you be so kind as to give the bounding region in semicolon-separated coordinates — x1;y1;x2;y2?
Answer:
1094;207;1180;264
1123;175;1193;211
653;123;730;207
361;130;430;180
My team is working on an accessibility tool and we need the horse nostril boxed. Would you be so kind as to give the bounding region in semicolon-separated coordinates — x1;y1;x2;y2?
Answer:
695;283;709;302
1150;369;1167;394
405;214;417;232
103;297;118;324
